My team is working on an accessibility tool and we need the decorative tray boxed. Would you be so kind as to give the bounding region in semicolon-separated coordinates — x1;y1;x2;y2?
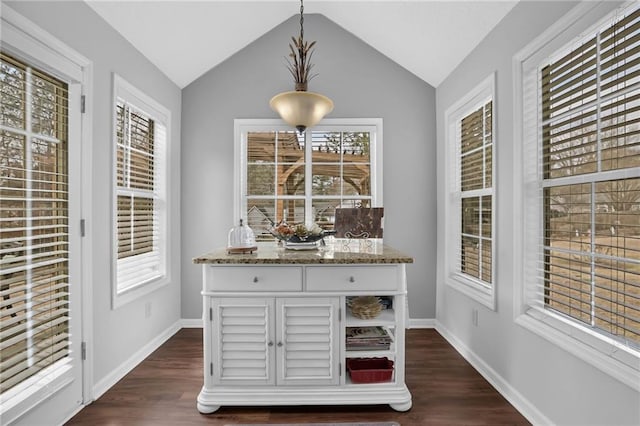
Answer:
284;241;319;250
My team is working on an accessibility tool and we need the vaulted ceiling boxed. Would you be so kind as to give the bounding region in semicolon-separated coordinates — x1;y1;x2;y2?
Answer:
86;1;518;89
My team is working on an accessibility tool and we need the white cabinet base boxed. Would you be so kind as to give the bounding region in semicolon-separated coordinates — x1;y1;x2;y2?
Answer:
196;384;412;413
194;251;414;415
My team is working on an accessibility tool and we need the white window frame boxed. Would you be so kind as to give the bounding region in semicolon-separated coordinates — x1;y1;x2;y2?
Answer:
111;74;170;308
233;118;383;227
444;73;497;310
513;1;640;390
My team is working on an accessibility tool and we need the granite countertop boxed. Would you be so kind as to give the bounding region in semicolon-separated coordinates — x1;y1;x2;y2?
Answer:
193;240;413;265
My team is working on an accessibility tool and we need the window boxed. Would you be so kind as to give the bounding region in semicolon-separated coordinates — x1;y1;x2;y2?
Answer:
112;75;169;306
0;50;70;396
517;2;639;385
0;51;78;418
444;74;496;309
235;119;382;236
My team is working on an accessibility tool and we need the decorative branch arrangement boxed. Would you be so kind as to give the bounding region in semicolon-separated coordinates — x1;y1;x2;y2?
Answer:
286;36;318;91
285;0;318;91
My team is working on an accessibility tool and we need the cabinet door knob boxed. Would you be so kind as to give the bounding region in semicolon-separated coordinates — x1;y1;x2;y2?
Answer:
253;276;259;283
268;341;274;347
349;276;355;283
277;341;283;347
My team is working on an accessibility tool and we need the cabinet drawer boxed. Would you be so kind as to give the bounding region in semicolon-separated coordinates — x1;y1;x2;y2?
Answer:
306;266;398;292
207;266;302;292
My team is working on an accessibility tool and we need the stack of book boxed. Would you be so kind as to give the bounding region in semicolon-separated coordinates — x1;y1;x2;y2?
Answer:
346;326;392;351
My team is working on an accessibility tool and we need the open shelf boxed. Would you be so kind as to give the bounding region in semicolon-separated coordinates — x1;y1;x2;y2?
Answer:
345;374;397;386
345;348;395;358
345;308;395;326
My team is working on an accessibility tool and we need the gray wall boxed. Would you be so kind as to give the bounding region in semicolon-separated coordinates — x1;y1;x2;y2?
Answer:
436;1;640;425
181;14;436;320
5;0;182;418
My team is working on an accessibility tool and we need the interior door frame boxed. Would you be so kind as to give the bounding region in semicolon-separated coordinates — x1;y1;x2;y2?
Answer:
1;4;94;421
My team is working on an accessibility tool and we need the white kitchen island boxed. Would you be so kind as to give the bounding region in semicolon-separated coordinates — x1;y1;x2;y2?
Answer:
193;241;414;413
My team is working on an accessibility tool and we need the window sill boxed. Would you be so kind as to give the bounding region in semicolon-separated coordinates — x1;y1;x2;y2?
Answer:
112;274;168;309
0;359;73;424
516;309;640;391
446;273;496;311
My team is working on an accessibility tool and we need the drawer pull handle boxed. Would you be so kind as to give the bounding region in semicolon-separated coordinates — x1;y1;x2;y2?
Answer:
253;277;259;283
349;276;356;283
277;342;283;347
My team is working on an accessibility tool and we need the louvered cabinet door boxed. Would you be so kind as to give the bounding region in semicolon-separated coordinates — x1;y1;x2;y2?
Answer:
276;298;340;386
211;298;275;385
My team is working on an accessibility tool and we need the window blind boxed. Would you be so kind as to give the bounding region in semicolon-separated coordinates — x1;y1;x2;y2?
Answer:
115;101;164;291
458;101;493;285
0;53;71;394
539;5;640;347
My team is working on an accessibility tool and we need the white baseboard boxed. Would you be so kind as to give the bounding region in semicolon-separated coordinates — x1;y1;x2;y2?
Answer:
435;320;551;426
58;403;85;426
407;318;436;328
181;318;203;328
92;320;182;400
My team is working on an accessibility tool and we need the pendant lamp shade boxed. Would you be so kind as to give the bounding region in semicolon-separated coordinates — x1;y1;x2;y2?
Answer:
270;91;334;133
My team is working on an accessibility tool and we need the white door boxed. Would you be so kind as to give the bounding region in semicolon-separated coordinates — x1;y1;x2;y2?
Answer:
0;49;84;424
276;298;340;386
211;298;276;385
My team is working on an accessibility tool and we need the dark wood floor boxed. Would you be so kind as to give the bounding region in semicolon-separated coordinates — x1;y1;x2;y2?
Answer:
67;328;529;425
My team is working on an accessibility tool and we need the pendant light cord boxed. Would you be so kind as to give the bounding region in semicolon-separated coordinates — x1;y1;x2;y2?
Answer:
299;0;304;41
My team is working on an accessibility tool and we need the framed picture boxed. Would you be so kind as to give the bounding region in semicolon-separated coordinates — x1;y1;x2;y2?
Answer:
334;208;384;239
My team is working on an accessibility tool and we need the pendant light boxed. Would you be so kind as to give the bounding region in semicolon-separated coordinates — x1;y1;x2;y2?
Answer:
269;0;333;133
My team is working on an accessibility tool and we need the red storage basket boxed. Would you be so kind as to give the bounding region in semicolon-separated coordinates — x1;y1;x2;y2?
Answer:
347;357;394;383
